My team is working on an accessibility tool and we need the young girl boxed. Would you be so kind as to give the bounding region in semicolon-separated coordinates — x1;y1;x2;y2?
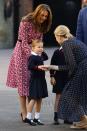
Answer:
25;39;48;126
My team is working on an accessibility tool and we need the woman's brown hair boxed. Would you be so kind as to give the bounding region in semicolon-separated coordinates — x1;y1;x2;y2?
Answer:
22;4;52;33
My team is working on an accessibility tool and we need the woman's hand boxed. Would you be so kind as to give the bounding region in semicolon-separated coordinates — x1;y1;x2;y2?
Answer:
38;65;59;71
38;65;49;71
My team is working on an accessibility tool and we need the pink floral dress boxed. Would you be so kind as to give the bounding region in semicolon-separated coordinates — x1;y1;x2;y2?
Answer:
6;21;43;96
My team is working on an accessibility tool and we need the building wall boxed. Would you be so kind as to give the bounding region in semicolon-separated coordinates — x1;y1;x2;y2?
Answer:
0;0;33;49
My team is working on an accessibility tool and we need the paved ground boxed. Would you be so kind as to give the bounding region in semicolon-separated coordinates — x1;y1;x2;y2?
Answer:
0;48;83;131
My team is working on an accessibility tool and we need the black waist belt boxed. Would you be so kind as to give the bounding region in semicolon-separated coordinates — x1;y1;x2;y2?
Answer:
18;39;22;42
17;39;31;45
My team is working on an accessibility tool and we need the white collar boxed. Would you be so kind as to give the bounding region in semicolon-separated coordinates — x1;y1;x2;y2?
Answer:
31;51;38;56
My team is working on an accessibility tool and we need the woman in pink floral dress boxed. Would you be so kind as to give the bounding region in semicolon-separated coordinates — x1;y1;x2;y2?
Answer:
6;4;52;123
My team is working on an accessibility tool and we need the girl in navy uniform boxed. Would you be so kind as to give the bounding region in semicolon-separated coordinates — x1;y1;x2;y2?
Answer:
26;39;48;125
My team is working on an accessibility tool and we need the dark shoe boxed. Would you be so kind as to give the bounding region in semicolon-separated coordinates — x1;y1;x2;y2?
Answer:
54;112;58;121
53;120;59;125
33;118;44;125
54;113;59;125
24;118;36;126
64;120;73;124
20;113;26;123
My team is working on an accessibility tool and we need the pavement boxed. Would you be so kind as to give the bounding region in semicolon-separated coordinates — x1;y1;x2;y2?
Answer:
0;48;79;131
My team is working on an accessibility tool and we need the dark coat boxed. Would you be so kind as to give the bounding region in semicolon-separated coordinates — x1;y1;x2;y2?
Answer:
50;47;68;93
76;7;87;46
28;53;48;99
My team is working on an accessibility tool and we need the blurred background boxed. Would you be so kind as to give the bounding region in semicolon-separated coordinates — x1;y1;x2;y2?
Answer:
0;0;82;48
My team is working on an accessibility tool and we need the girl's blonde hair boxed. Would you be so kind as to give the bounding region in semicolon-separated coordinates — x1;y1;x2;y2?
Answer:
22;4;52;33
32;39;43;47
54;25;73;39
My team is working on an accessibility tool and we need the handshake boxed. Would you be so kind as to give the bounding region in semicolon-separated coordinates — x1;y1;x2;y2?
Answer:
38;65;59;71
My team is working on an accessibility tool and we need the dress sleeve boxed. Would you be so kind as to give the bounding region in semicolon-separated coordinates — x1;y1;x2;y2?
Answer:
18;21;32;56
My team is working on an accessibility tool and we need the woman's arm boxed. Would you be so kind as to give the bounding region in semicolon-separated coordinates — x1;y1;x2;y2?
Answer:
48;65;69;71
